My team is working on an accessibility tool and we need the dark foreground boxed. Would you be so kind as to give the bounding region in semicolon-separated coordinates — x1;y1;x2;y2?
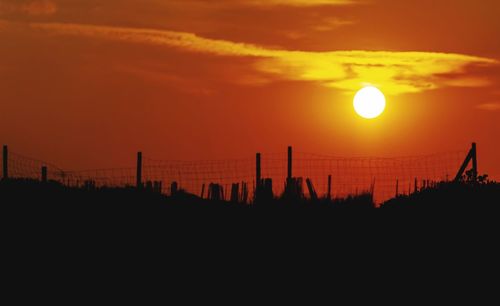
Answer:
2;178;500;216
2;178;500;291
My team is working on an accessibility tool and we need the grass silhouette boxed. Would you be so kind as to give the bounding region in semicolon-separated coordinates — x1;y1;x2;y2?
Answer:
2;177;499;212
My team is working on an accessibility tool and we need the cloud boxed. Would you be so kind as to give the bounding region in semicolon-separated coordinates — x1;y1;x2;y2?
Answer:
21;0;57;16
0;0;57;16
476;103;500;111
177;0;358;7
115;64;216;96
31;22;498;95
244;0;356;6
311;17;356;31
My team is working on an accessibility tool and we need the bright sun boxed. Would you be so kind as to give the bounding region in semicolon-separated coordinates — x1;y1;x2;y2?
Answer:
353;86;386;119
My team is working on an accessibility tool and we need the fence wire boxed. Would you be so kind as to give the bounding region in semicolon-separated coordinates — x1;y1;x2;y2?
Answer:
2;149;467;204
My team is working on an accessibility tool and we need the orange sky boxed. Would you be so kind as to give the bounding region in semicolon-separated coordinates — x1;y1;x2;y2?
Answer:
1;0;499;179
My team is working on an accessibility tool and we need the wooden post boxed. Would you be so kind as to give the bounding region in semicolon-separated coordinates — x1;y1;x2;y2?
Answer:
231;183;239;203
265;178;273;199
327;175;332;200
171;181;178;196
241;182;248;204
136;152;142;189
256;153;261;187
41;166;47;183
454;143;479;182
306;178;318;201
201;184;205;199
2;145;8;180
414;178;418;193
472;142;478;181
287;146;292;179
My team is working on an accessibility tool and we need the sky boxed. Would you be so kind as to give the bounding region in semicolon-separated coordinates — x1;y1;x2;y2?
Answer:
0;0;499;179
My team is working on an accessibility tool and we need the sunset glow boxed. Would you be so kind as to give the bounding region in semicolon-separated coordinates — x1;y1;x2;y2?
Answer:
0;0;499;182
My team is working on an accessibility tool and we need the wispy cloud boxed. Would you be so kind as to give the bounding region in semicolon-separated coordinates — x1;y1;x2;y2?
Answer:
22;0;57;16
31;22;498;95
244;0;357;6
311;17;356;31
178;0;359;7
0;0;57;16
477;103;500;111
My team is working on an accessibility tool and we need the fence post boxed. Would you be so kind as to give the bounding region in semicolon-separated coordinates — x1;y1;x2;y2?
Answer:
231;183;239;203
41;166;47;183
256;153;261;187
306;178;318;201
454;142;479;182
2;145;7;180
471;142;478;181
171;181;178;196
136;152;142;189
287;146;292;179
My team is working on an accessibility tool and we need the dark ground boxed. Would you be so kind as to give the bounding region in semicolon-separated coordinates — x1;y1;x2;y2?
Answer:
2;178;500;223
2;178;499;296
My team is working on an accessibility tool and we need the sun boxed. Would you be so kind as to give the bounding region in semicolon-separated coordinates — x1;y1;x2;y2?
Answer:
353;86;386;119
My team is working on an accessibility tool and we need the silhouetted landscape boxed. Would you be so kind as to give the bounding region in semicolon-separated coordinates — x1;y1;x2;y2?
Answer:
2;175;499;211
2;143;499;217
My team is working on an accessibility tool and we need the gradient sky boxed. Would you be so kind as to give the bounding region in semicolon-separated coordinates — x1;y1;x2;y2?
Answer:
1;0;499;179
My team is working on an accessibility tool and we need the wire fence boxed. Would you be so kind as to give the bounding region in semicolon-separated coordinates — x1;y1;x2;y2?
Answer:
1;147;467;204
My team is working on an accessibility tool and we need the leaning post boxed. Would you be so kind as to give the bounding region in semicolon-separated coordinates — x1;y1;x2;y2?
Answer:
471;142;478;181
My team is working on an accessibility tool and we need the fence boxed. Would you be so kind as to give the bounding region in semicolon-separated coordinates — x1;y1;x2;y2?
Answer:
1;144;469;204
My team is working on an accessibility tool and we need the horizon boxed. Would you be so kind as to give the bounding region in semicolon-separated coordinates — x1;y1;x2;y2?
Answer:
0;143;479;204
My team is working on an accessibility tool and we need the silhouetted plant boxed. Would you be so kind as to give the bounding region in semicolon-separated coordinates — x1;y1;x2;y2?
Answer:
463;169;489;185
478;174;489;184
